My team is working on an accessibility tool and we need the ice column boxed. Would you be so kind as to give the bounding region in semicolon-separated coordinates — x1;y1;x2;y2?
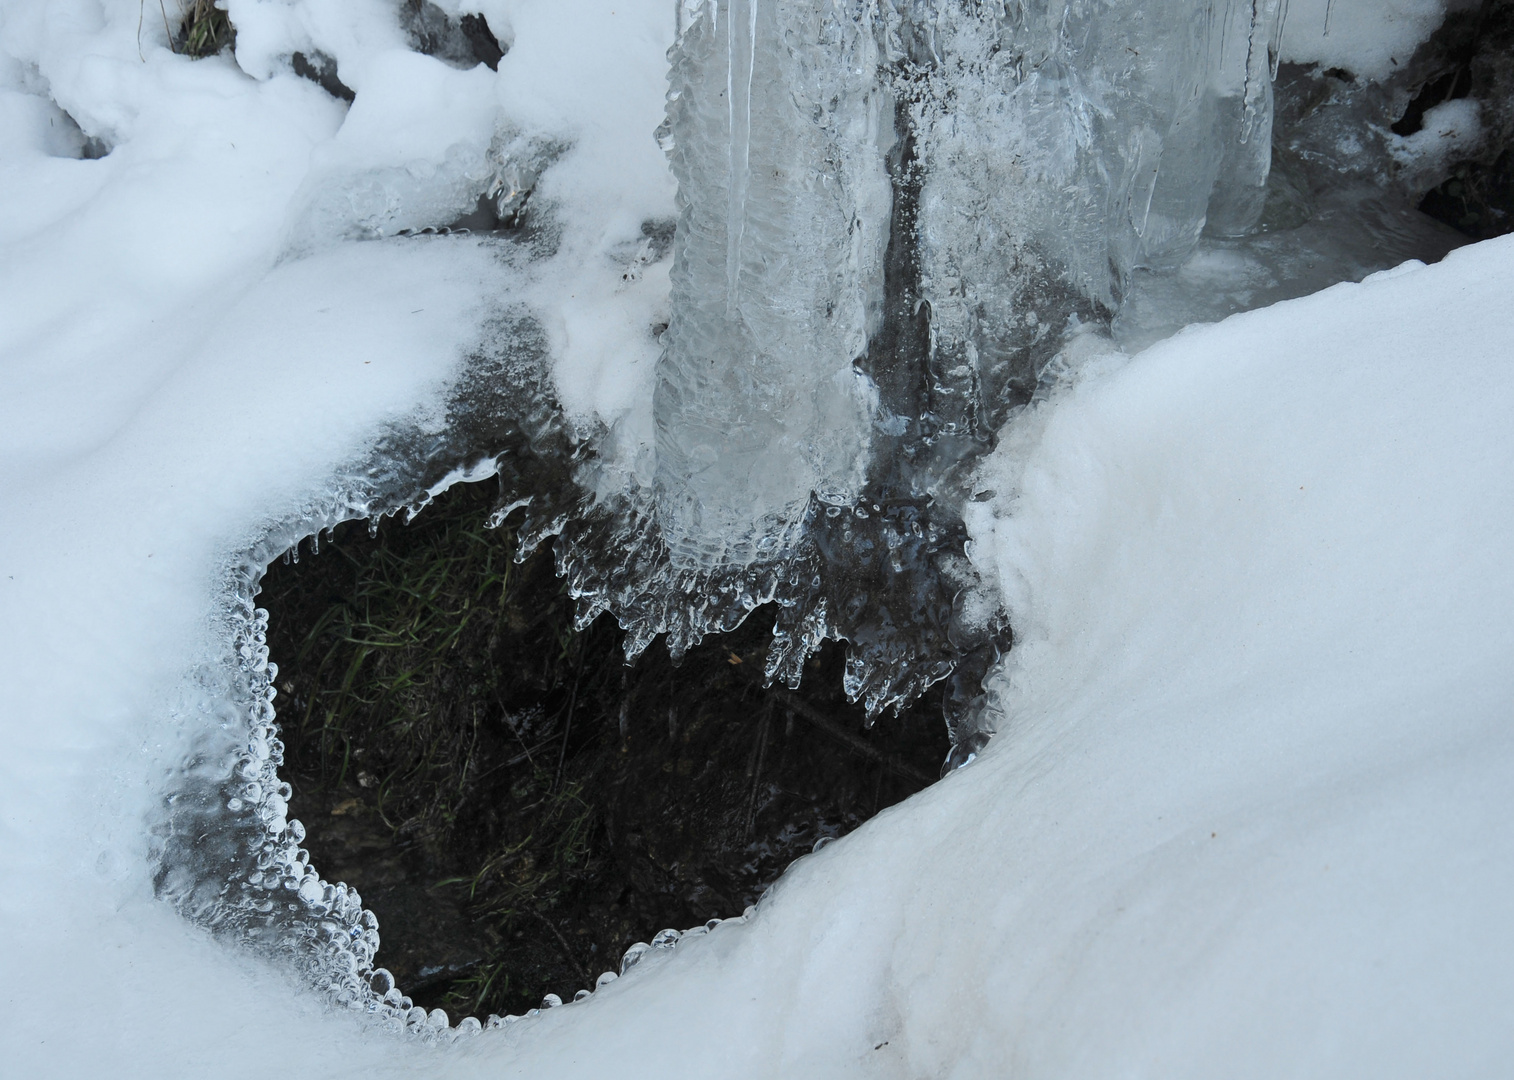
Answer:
889;0;1288;438
654;0;892;569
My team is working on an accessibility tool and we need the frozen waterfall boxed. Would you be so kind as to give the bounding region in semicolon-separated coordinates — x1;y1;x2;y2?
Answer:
627;0;1293;722
654;0;1290;559
654;0;889;569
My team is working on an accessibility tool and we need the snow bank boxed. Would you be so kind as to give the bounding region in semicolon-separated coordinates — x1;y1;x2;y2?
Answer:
14;217;1511;1065
434;233;1514;1080
1280;0;1469;80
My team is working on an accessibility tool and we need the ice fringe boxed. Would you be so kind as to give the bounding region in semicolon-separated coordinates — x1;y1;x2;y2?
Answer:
153;545;754;1040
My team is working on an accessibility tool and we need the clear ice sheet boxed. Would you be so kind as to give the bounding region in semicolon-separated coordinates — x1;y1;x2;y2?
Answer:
653;0;1292;541
880;0;1288;443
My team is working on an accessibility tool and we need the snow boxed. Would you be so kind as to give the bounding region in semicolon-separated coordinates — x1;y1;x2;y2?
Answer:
483;0;677;426
437;231;1514;1080
1390;96;1486;187
1280;0;1473;81
3;0;1512;1076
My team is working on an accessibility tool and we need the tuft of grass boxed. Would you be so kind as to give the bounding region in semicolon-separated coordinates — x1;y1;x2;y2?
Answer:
176;1;235;59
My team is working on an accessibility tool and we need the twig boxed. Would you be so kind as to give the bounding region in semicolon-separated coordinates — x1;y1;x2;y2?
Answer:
554;647;586;791
158;0;176;53
471;736;558;782
530;909;590;986
733;667;935;786
744;701;772;838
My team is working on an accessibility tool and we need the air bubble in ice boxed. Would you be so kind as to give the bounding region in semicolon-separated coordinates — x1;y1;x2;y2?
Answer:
620;941;650;974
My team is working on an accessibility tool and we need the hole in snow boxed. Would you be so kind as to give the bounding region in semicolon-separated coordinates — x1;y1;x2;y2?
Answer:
258;477;947;1018
34;103;110;160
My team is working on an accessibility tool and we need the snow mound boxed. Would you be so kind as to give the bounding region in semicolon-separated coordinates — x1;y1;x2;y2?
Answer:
461;235;1514;1079
1280;0;1469;81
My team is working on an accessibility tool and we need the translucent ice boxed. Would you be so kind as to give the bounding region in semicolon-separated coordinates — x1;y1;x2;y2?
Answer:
654;0;891;569
880;0;1289;445
628;0;1292;717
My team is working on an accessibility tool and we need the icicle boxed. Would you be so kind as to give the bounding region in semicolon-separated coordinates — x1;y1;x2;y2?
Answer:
1240;0;1286;143
725;0;758;317
1272;0;1290;80
653;0;889;569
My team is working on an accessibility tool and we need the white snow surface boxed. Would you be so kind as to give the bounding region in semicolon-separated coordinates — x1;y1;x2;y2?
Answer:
3;0;1512;1076
1280;0;1471;80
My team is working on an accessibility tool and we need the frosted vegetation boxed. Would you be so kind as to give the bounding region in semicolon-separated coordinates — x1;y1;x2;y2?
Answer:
0;0;1510;1074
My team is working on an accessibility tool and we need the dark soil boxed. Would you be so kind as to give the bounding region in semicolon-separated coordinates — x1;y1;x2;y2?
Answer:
259;478;947;1020
1409;0;1514;239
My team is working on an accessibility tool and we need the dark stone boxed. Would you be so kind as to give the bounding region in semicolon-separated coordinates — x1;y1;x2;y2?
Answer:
291;51;355;103
460;14;506;71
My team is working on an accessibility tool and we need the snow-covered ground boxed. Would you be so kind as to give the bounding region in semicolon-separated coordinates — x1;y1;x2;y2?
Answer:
434;235;1514;1080
2;0;1511;1076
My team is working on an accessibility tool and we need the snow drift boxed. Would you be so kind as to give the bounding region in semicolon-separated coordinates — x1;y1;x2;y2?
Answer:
450;233;1514;1080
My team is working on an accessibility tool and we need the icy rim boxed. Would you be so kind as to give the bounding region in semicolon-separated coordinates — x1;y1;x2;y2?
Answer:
155;520;747;1039
145;348;657;1037
141;297;901;1034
